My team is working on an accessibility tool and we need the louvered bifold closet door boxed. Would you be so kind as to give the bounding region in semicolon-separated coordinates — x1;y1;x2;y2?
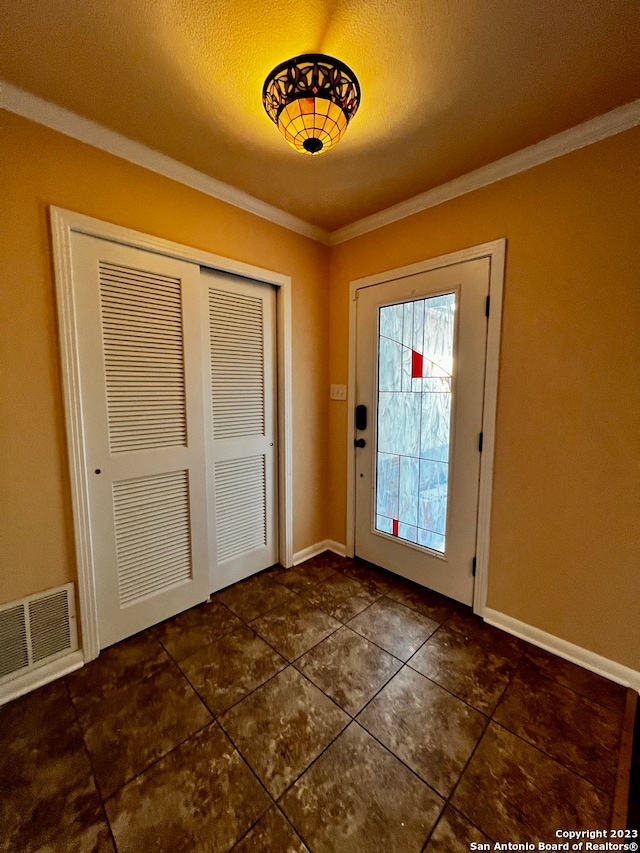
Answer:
71;233;209;649
202;269;278;592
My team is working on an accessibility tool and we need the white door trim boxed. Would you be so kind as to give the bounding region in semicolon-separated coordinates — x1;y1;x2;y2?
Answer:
50;206;294;662
346;239;506;616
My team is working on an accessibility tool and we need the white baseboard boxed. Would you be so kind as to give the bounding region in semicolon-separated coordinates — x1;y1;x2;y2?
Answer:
293;539;348;565
324;540;348;557
0;650;85;707
484;608;640;692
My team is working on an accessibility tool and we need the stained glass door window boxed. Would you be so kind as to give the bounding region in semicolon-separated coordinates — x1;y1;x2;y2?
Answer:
375;293;455;553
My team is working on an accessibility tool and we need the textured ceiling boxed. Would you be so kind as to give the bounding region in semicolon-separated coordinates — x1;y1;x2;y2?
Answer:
1;0;638;231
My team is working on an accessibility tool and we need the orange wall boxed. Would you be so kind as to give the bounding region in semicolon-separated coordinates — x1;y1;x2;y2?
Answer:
0;110;330;604
329;127;640;671
2;108;638;674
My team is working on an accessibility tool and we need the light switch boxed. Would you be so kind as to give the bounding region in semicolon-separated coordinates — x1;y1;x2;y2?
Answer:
330;384;347;401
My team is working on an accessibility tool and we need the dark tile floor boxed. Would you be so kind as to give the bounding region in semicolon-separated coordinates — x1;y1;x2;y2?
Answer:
0;552;630;853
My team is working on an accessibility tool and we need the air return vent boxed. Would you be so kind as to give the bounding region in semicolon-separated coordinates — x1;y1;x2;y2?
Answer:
0;583;77;687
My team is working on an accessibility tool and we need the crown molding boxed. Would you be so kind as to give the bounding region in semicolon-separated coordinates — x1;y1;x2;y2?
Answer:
2;80;638;249
0;80;331;245
329;98;640;245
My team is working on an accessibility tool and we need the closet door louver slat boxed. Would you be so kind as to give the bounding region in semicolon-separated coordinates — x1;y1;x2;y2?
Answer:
113;471;192;606
209;289;265;440
214;456;267;563
99;261;187;453
208;282;274;572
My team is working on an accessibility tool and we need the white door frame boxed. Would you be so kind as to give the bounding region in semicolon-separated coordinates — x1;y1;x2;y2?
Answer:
346;240;506;616
50;206;294;662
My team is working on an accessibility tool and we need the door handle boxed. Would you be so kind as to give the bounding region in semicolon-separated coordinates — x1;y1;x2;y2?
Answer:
354;438;366;448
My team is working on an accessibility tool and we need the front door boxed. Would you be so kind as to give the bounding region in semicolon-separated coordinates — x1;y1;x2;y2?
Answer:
354;258;490;605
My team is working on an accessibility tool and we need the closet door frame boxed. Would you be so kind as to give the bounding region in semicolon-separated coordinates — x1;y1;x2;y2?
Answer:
50;206;294;663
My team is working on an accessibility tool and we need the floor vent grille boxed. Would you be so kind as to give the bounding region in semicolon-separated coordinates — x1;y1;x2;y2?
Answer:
0;583;77;686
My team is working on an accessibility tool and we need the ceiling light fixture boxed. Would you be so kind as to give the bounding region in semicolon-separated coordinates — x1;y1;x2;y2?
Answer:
262;53;360;156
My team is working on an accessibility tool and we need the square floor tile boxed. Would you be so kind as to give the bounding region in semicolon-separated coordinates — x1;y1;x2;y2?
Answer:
341;559;394;596
30;806;115;853
156;600;242;661
493;663;621;794
451;722;610;841
280;722;443;853
232;807;309;853
106;723;271;853
0;686;100;853
66;629;169;715
445;610;525;664
250;595;340;661
215;572;295;622
409;625;515;713
347;597;438;660
386;580;456;624
80;661;211;797
423;806;491;853
523;646;627;714
220;667;349;797
357;667;486;797
179;624;287;716
303;572;379;621
295;626;402;716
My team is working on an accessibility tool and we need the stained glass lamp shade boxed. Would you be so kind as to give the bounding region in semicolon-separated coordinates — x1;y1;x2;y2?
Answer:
262;54;360;155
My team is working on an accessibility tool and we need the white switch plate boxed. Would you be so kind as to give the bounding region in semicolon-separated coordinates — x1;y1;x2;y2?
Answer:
330;384;347;401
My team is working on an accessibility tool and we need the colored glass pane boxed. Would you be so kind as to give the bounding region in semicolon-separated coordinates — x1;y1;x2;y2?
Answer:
375;293;455;554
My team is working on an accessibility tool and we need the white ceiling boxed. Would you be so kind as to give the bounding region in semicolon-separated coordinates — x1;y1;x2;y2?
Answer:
1;0;638;231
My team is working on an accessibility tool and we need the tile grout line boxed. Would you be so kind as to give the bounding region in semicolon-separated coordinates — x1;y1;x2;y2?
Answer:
434;706;496;843
195;568;360;718
226;803;311;853
215;565;502;812
419;803;495;853
206;571;447;847
83;638;227;813
318;619;500;841
351;652;496;822
86;639;304;850
493;656;622;797
299;563;619;835
101;717;216;805
489;716;617;799
212;666;343;853
392;623;525;845
62;676;122;853
511;650;628;715
198;569;362;844
610;687;637;829
403;622;521;714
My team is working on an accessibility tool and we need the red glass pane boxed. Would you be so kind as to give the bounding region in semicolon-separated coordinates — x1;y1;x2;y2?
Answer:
411;350;423;379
